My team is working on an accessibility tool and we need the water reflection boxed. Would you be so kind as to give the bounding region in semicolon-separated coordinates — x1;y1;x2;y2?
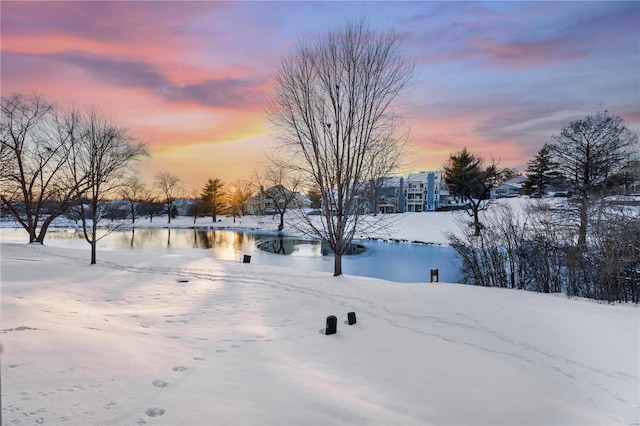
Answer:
257;237;323;256
256;237;366;257
0;228;460;283
104;228;262;252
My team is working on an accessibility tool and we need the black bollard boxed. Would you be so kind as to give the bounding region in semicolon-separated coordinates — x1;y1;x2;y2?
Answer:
430;269;439;283
347;311;357;325
243;254;251;264
325;315;337;335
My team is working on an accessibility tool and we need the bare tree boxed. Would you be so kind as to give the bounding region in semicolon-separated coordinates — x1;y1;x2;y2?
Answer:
155;172;182;224
255;165;302;231
267;19;413;276
225;181;253;224
550;110;638;246
187;187;203;224
0;94;84;243
139;192;163;223
69;108;148;264
119;176;149;224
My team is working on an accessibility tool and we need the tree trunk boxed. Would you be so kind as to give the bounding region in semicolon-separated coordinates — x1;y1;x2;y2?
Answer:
333;253;343;276
578;194;588;246
90;240;96;265
35;224;50;244
90;212;98;265
473;209;481;236
29;228;38;243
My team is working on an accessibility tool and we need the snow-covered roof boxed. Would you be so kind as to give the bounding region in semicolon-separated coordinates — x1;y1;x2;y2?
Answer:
406;170;442;183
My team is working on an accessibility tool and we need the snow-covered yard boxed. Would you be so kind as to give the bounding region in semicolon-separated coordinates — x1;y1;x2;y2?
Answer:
1;199;639;424
2;243;639;425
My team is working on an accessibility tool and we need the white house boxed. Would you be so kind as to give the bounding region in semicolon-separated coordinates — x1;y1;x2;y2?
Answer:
245;186;311;215
490;176;526;199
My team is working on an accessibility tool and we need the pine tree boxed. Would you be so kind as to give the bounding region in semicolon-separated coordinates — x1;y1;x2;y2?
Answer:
201;178;225;222
443;147;500;236
523;144;559;197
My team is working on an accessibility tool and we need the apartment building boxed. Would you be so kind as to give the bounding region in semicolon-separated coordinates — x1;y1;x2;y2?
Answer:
405;171;448;212
375;176;405;214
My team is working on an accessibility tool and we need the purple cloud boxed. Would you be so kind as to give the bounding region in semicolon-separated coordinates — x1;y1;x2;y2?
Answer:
36;51;267;109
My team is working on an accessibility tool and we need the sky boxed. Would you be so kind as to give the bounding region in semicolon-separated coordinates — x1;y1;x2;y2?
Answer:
2;1;639;189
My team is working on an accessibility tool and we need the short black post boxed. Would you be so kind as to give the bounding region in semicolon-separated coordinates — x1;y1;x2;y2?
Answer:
430;268;439;283
243;254;251;263
325;315;337;335
347;312;357;325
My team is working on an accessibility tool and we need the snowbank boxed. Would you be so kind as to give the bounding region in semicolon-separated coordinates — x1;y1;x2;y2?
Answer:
1;241;638;425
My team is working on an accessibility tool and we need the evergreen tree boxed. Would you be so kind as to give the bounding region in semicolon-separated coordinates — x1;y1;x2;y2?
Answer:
443;147;500;236
201;178;225;222
522;144;559;197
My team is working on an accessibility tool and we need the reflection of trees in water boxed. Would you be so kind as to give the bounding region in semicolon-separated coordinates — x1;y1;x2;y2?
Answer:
187;229;262;250
256;238;363;257
117;229;160;248
192;230;216;248
234;233;244;251
45;229;268;251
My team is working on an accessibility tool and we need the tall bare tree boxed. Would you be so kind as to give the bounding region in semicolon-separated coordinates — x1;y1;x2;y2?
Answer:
155;171;182;224
550;110;638;246
0;94;84;243
268;19;413;276
69;108;148;264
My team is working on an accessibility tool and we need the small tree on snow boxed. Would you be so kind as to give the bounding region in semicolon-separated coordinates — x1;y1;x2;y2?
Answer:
443;147;501;237
255;165;302;231
69;108;148;264
155;171;182;224
522;144;560;197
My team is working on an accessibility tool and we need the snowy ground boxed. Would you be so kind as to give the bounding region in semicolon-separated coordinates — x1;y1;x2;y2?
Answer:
1;200;639;425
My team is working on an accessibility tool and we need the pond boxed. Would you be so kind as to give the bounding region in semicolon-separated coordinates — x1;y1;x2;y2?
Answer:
0;228;461;283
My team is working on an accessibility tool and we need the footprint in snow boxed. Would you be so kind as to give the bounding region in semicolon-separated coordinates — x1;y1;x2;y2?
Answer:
144;407;165;417
172;366;187;372
152;380;168;388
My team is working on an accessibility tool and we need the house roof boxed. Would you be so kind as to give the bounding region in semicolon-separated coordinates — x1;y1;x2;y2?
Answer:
406;171;442;183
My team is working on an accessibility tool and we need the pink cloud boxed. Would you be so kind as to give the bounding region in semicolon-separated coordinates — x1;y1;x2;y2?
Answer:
468;37;589;69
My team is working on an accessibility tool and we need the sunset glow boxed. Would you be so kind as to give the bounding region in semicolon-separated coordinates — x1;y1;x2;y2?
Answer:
2;1;638;188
